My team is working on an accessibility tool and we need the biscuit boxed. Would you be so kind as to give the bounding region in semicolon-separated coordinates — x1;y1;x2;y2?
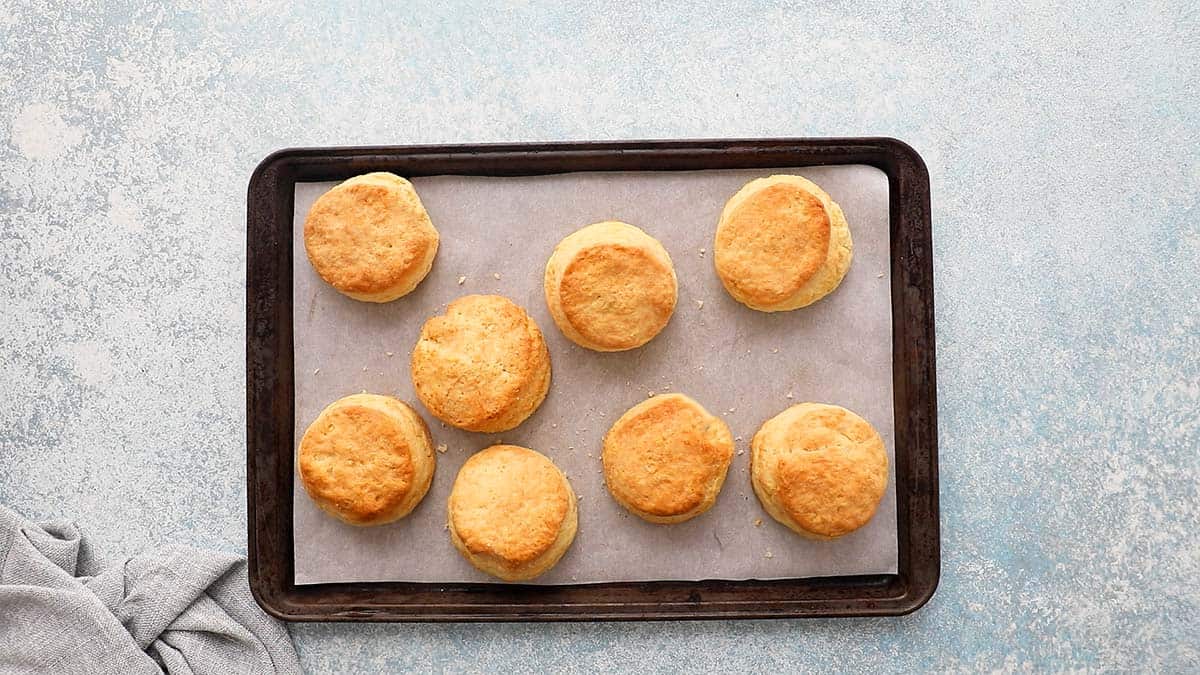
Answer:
750;403;888;539
411;295;551;433
303;172;439;302
602;393;734;524
544;221;677;351
297;393;436;526
447;445;578;581
713;175;852;311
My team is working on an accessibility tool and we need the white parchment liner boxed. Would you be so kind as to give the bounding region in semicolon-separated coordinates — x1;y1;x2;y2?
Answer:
291;165;896;584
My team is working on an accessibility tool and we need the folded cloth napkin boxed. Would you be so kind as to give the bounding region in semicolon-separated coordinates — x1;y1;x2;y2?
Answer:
0;505;300;675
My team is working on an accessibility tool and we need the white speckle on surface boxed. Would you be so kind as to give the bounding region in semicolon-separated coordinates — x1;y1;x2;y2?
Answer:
107;188;142;233
492;272;501;280
1102;469;1126;494
9;103;83;160
436;444;447;454
59;341;114;386
695;299;703;309
457;275;466;285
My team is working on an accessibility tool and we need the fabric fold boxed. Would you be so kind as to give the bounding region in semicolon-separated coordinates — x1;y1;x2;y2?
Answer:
0;505;300;675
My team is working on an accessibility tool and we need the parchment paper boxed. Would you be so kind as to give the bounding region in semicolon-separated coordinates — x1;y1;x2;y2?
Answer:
291;165;896;584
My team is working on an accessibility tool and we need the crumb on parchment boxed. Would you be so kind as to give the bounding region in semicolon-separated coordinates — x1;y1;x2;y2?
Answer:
786;392;794;399
313;368;320;375
764;551;774;559
696;299;704;310
385;351;393;357
493;272;501;280
436;444;447;454
754;518;763;527
457;275;466;285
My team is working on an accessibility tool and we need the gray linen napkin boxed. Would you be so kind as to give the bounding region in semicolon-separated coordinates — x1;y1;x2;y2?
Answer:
0;505;301;675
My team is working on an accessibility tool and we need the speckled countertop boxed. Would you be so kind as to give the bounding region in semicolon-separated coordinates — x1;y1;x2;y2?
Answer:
1;2;1196;672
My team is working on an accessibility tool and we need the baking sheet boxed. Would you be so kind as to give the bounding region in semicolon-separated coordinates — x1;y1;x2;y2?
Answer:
291;165;896;585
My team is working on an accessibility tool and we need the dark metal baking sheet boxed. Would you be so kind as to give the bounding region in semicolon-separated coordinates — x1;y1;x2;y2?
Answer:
246;138;938;621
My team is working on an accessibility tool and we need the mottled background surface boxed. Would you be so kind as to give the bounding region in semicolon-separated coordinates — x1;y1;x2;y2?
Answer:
0;1;1196;672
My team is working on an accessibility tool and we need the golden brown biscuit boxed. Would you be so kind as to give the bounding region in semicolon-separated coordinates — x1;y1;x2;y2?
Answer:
447;445;578;581
750;403;888;539
297;393;436;526
602;393;734;524
411;295;551;433
303;172;439;302
714;175;852;311
544;221;677;351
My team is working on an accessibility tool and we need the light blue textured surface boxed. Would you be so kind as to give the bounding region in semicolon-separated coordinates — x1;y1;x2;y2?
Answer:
1;1;1197;671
